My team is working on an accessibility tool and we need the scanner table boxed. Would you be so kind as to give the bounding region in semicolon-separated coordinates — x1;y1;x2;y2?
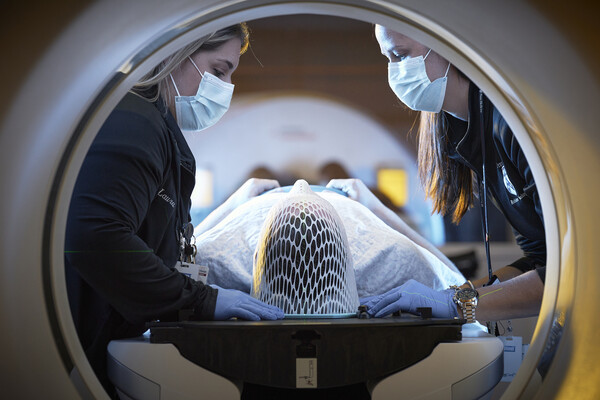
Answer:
107;315;503;400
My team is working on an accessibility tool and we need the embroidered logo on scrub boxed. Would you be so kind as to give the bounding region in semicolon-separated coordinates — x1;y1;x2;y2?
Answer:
501;164;517;196
157;188;176;208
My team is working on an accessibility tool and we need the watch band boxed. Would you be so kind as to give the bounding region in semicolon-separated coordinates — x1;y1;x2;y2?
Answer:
462;300;477;323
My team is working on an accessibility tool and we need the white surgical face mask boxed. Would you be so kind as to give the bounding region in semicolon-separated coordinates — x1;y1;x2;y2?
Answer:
388;49;450;113
170;57;234;131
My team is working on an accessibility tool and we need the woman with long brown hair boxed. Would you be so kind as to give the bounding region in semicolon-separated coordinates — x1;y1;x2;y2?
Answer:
329;25;545;325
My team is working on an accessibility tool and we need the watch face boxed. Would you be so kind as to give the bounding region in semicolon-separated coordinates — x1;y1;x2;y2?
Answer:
457;288;478;301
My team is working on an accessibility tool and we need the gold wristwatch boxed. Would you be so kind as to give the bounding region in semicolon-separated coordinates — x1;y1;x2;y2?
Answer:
450;281;479;323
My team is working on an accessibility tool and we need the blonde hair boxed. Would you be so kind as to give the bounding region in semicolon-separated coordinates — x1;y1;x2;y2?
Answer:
131;23;249;105
417;112;475;224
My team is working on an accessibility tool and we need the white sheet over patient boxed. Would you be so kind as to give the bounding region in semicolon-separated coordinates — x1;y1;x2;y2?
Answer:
194;191;465;297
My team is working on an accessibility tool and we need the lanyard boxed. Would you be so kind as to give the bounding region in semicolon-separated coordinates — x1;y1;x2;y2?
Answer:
478;90;494;285
180;221;196;263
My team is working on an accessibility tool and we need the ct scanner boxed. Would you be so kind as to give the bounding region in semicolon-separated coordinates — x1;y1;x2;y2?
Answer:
1;0;599;399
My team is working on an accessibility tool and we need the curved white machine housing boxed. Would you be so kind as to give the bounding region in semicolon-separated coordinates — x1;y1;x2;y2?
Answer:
1;1;599;399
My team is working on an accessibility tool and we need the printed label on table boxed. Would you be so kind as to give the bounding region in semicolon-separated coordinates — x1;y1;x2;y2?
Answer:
296;358;317;388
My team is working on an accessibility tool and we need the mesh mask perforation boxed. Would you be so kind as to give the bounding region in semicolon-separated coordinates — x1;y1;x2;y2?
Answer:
252;181;359;315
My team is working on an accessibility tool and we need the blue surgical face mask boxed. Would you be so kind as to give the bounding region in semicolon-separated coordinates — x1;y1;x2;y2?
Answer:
388;49;450;113
170;57;234;131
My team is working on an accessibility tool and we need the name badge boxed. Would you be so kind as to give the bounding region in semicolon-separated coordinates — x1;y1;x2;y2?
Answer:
174;261;209;284
499;335;524;382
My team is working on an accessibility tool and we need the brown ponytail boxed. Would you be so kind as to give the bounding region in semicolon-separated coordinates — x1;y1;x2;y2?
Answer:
417;112;474;223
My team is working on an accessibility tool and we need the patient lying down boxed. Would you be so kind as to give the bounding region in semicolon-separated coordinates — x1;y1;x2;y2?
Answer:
193;179;465;304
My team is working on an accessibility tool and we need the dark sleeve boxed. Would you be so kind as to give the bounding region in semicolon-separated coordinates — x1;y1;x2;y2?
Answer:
498;118;546;282
65;107;216;323
536;266;546;282
508;256;546;283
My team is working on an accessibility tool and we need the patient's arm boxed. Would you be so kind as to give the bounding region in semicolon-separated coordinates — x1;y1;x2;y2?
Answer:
372;201;456;270
194;178;280;236
327;178;455;270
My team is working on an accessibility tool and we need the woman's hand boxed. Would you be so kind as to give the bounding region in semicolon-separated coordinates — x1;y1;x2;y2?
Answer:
361;279;458;319
210;285;285;321
326;178;384;212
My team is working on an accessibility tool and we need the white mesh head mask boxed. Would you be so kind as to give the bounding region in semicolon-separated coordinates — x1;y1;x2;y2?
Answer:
251;180;360;315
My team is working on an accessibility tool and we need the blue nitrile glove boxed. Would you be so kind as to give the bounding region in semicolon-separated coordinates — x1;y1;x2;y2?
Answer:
360;279;458;318
210;285;285;321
